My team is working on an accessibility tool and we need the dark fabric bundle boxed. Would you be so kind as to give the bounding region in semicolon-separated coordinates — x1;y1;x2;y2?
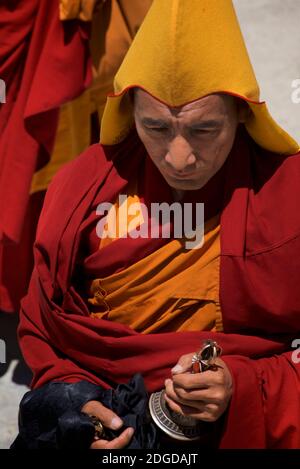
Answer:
11;373;159;449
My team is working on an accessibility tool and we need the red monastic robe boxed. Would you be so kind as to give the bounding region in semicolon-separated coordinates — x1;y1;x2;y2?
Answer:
0;0;91;311
18;128;300;448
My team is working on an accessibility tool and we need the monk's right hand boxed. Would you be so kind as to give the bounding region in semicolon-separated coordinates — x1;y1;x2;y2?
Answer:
81;400;134;449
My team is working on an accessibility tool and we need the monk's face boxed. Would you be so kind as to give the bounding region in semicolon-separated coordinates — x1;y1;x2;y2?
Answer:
134;89;246;192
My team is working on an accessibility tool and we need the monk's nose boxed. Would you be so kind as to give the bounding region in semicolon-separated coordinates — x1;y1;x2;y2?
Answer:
165;136;196;172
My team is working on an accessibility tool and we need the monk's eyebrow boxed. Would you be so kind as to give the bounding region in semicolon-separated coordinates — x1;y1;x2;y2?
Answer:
189;119;223;130
140;117;223;130
141;117;169;127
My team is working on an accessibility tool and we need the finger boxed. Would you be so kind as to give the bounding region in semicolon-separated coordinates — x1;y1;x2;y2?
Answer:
91;439;109;449
90;427;135;449
171;377;226;404
81;400;123;430
171;382;224;404
171;353;194;374
172;368;224;389
165;394;217;422
165;379;205;409
165;394;204;416
106;427;135;449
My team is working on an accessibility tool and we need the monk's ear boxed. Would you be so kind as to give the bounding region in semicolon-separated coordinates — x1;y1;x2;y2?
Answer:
237;99;252;123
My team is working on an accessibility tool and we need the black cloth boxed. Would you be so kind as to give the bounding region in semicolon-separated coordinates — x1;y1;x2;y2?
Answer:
11;373;159;449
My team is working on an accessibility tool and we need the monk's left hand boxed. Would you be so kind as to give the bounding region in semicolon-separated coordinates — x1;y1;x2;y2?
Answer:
164;353;233;422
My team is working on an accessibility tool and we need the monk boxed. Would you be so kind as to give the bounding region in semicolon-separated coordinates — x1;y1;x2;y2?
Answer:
13;0;300;449
0;0;152;313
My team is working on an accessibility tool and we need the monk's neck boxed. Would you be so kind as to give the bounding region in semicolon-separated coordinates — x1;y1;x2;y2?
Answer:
171;188;185;201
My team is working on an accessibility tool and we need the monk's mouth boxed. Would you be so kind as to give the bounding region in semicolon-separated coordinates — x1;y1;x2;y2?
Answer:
165;170;196;180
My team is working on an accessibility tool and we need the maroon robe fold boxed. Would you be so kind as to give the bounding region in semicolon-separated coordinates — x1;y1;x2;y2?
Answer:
18;128;300;448
0;0;92;311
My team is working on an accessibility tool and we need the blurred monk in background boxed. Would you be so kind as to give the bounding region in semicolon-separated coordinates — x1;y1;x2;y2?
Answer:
0;0;152;313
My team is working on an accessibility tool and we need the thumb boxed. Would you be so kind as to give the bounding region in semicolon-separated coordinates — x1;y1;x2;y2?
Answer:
171;353;194;375
81;400;123;430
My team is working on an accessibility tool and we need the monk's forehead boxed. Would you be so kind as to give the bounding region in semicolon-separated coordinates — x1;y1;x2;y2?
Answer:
134;89;233;117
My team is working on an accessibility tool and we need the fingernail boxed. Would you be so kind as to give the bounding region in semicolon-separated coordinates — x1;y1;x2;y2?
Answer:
171;364;183;374
127;427;134;437
111;416;123;429
165;378;171;386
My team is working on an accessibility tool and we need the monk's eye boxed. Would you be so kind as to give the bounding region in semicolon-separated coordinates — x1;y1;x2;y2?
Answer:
190;128;218;137
145;126;169;133
190;128;213;134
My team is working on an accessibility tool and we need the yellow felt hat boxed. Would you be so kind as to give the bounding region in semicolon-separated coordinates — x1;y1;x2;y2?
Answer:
100;0;299;155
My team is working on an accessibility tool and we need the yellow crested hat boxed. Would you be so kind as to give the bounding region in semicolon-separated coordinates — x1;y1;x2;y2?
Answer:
100;0;299;155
